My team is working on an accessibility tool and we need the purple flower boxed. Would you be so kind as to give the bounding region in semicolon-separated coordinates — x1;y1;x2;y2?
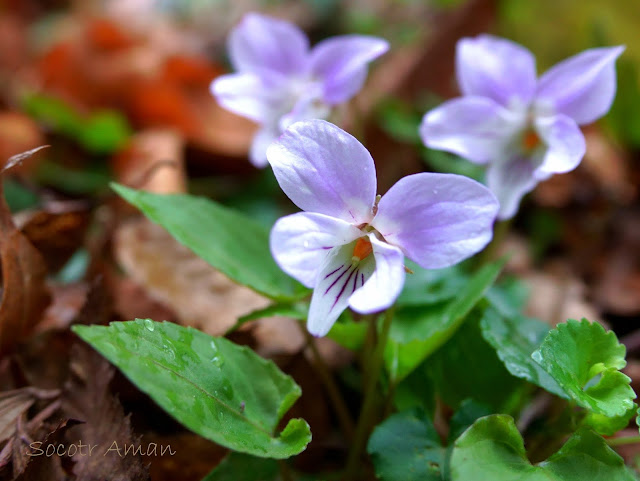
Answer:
210;13;389;167
268;120;498;336
420;35;624;219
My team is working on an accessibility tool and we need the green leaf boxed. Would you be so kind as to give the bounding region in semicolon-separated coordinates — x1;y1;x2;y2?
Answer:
447;399;492;444
532;319;636;417
428;309;524;411
112;184;305;301
584;405;638;436
22;94;130;154
327;319;367;351
3;179;39;212
73;320;311;458
480;308;567;398
393;361;436;416
80;111;131;154
385;259;504;382
202;452;278;481
367;408;445;481
36;160;111;195
396;262;466;307
23;93;84;136
421;148;485;182
227;302;308;335
450;415;634;481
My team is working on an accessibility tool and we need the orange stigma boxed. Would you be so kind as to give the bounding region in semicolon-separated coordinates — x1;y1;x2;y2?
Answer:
522;129;541;151
352;237;373;261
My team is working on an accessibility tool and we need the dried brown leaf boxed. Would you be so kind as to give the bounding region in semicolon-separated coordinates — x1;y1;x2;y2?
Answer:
114;218;269;335
112;129;186;194
14;201;90;273
0;149;50;355
62;343;149;481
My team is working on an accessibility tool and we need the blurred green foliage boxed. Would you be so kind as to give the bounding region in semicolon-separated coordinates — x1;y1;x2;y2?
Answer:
22;94;131;155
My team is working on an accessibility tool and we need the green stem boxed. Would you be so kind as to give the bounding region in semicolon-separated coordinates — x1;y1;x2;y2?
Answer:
607;435;640;447
300;325;355;442
344;308;394;480
278;460;293;481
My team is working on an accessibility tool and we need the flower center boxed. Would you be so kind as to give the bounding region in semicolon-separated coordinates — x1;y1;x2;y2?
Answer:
352;237;373;263
521;127;541;152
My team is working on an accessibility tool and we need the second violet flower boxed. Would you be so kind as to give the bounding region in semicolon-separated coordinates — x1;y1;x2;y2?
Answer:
421;35;624;220
211;13;388;167
268;119;499;336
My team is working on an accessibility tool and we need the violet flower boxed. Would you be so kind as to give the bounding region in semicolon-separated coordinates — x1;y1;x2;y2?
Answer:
268;120;498;336
210;12;389;167
420;35;624;219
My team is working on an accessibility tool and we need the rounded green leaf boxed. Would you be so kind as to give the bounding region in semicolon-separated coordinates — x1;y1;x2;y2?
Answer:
367;409;444;481
532;319;636;417
450;415;634;481
73;320;311;458
480;309;567;399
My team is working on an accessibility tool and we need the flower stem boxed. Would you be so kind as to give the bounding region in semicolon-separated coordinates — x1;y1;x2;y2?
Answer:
278;460;293;481
300;325;355;442
344;308;394;480
607;435;640;447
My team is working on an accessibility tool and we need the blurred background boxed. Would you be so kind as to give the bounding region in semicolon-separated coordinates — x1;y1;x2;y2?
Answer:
0;0;639;478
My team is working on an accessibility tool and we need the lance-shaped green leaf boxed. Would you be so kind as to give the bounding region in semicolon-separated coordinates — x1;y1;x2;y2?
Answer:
73;320;311;459
480;308;567;399
385;259;504;382
367;408;445;481
450;415;635;481
532;319;636;418
112;184;305;301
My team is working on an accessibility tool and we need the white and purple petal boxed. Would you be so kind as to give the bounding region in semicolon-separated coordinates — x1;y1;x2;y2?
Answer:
309;35;389;104
228;12;309;78
307;242;375;336
535;46;624;125
249;123;281;168
373;173;498;268
486;154;542;220
348;235;405;314
533;114;586;178
267;119;377;224
270;212;363;288
420;96;522;164
456;34;537;106
210;73;286;124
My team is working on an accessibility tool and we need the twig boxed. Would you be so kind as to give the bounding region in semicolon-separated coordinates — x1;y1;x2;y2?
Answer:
607;435;640;447
300;325;355;442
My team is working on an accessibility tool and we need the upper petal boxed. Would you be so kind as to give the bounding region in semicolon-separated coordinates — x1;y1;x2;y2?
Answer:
307;242;375;337
535;46;625;125
309;35;389;104
486;155;540;220
533;114;586;177
210;73;285;123
373;173;498;269
267;119;377;224
420;96;522;164
228;12;309;77
270;212;363;288
348;235;405;314
456;34;537;106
